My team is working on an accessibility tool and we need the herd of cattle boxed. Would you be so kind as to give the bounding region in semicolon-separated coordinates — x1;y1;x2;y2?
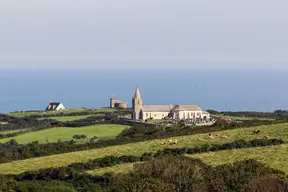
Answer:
159;129;272;146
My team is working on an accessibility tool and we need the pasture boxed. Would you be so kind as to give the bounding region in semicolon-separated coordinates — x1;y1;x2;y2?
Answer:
213;114;274;121
0;124;129;144
0;123;287;174
187;144;288;173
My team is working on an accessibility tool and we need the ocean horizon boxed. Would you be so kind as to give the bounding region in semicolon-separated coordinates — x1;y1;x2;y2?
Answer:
0;68;287;113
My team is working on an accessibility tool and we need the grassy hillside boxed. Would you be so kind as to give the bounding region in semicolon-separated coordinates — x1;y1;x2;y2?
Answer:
8;108;116;118
187;144;288;173
0;124;129;144
0;123;287;174
213;114;274;121
37;115;102;122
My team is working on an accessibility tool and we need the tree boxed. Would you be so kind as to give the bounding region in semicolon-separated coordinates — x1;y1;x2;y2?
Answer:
80;134;87;141
72;135;80;142
90;136;98;143
9;139;18;146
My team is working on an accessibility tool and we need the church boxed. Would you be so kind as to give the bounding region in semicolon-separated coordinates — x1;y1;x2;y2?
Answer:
132;87;210;120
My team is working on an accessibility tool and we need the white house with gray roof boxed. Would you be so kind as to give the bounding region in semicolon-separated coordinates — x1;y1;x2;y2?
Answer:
45;102;65;111
132;87;210;120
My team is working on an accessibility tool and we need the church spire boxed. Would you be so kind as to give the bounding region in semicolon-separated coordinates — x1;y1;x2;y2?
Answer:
134;86;141;99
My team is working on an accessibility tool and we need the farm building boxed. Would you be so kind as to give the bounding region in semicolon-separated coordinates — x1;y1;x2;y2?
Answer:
110;98;128;109
45;102;65;111
132;87;210;121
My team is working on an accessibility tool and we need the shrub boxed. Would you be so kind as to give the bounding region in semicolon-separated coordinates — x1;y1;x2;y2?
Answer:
246;176;288;192
17;180;76;192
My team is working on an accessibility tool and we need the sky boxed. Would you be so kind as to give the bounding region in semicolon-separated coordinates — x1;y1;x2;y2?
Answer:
0;0;288;68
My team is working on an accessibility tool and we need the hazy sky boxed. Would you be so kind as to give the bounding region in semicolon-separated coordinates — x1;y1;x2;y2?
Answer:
0;0;287;68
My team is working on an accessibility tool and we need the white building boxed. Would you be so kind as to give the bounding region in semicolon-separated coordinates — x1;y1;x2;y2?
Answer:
45;102;65;111
132;87;210;120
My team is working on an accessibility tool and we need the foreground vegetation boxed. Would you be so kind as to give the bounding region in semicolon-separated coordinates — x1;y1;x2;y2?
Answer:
0;123;287;174
86;162;141;176
1;156;287;192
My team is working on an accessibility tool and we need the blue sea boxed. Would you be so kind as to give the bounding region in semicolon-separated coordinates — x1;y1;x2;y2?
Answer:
0;68;287;113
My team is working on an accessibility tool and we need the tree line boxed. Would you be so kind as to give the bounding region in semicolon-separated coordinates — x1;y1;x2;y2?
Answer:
207;109;288;119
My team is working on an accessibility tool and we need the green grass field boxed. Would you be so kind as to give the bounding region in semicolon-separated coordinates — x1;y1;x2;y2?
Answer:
87;145;288;176
38;115;104;122
213;114;275;121
86;162;140;176
8;108;117;118
187;144;288;173
0;124;129;144
0;123;287;174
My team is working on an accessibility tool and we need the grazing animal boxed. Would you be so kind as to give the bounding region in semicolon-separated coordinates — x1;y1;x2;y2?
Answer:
216;134;220;137
197;138;204;142
221;135;228;139
208;135;214;139
264;135;271;139
170;140;178;145
253;130;261;134
161;142;166;145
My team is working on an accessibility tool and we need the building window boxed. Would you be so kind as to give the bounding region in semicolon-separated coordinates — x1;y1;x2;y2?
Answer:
154;114;156;117
146;113;149;117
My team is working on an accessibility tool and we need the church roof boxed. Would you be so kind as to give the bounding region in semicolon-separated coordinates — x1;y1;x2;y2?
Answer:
174;104;201;111
142;105;171;112
134;87;141;98
142;104;201;112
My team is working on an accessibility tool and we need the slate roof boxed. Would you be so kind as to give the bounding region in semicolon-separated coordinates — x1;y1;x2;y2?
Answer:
45;102;63;111
142;104;201;112
142;105;171;112
174;104;201;111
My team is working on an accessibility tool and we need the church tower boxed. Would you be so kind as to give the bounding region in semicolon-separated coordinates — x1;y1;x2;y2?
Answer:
132;87;143;120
